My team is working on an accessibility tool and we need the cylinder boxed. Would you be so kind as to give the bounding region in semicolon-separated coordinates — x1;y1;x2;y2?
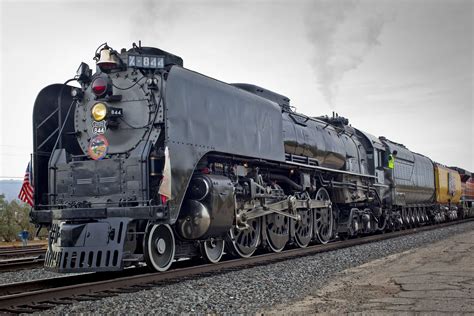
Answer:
177;174;235;240
176;200;211;239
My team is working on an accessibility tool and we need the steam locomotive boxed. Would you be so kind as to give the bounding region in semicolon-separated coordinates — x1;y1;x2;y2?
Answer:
30;43;473;272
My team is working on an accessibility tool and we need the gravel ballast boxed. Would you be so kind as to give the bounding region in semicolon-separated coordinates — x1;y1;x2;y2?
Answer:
3;221;472;314
0;268;86;285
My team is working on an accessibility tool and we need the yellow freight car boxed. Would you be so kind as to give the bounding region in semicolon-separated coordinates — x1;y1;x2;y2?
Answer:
434;164;462;204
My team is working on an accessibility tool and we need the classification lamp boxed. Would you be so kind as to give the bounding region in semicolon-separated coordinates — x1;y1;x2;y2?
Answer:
91;77;109;96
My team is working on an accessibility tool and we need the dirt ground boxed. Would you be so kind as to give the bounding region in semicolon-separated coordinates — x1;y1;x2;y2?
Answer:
268;230;474;314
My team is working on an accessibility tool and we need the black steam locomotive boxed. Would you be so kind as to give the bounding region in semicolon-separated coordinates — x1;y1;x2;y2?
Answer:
30;43;464;272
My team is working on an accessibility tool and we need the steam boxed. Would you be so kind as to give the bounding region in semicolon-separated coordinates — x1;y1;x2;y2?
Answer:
129;0;177;43
306;0;388;108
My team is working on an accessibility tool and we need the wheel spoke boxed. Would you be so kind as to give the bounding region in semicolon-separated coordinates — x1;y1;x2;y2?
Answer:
264;213;289;252
295;208;313;248
313;188;333;244
227;218;261;258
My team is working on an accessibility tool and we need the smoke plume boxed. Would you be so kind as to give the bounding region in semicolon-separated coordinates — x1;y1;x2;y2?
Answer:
129;0;178;44
306;0;388;108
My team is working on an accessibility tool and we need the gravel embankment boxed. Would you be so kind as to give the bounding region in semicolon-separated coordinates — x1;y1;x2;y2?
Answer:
4;221;471;314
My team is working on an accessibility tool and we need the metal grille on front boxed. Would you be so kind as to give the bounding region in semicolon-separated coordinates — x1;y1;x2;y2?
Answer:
45;248;121;271
44;218;127;272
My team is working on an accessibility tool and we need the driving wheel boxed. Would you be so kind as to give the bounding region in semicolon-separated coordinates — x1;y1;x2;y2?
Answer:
314;188;333;244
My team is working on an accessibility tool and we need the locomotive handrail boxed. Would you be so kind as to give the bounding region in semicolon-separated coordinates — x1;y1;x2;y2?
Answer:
56;78;77;149
34;199;158;208
37;127;59;150
51;99;77;154
36;107;59;129
32;150;54;157
286;159;377;179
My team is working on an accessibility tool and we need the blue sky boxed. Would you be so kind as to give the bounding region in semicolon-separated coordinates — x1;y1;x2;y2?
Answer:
0;0;472;178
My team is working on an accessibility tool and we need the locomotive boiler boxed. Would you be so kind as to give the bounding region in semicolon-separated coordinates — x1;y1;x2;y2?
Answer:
29;43;471;273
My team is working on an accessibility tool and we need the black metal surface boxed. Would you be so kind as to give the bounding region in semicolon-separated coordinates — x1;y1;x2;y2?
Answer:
32;84;82;207
74;69;153;155
177;174;235;239
282;113;351;171
45;217;130;272
58;159;122;198
51;206;166;220
381;138;435;205
232;83;291;110
164;66;285;221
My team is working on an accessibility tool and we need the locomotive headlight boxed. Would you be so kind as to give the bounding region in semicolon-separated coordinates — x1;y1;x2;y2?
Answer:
91;102;108;121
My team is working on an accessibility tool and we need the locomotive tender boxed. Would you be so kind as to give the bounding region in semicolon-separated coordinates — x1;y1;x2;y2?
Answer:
30;43;472;272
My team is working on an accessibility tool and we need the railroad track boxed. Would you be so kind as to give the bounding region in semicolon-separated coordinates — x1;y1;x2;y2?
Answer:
0;258;45;273
0;247;46;260
0;245;47;252
0;218;472;314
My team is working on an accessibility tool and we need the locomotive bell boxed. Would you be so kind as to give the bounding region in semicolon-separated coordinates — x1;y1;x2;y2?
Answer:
97;47;118;71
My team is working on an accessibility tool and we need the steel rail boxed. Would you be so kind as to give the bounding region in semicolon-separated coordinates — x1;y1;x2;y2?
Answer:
0;249;46;259
0;218;472;313
0;258;45;273
0;245;46;252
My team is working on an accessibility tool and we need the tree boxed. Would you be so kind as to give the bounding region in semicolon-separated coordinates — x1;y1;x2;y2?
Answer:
0;195;36;242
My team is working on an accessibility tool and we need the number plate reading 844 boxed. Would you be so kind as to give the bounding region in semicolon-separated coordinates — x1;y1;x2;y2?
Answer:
92;120;107;135
127;54;165;69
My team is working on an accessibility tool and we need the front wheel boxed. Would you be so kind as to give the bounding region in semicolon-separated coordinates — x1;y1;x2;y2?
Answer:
144;224;175;272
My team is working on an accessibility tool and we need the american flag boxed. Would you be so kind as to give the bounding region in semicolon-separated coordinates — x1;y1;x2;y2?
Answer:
18;162;34;206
